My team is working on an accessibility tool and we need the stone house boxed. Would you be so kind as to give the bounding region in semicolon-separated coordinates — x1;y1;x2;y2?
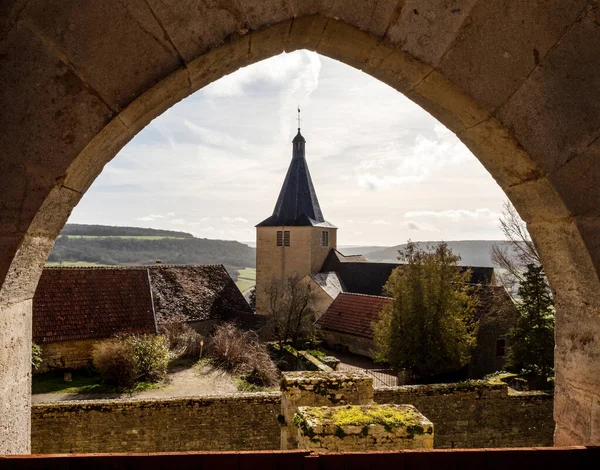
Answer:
33;264;254;372
316;285;517;379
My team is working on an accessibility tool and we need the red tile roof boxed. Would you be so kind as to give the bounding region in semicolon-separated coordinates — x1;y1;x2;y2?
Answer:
33;268;157;343
316;292;392;339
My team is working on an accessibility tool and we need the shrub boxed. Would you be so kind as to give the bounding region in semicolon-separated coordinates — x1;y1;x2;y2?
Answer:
92;340;137;388
32;343;43;370
210;323;279;387
93;334;169;387
127;334;169;383
158;314;204;359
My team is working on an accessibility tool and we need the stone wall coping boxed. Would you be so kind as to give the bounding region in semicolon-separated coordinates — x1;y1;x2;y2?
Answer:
31;391;281;411
374;381;508;395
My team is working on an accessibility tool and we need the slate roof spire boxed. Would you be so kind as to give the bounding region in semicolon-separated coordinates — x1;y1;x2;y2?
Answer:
257;124;334;228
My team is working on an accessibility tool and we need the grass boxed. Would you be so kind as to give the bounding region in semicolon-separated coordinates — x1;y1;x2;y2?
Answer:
45;261;106;267
234;376;277;393
32;371;163;395
235;267;256;293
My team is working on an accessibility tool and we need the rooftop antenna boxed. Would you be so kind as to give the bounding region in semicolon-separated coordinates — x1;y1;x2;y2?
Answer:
297;105;302;131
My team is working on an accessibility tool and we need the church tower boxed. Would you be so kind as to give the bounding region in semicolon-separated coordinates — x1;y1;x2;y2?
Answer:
255;126;337;314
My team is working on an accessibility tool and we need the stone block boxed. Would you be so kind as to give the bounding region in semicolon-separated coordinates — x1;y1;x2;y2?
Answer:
458;117;542;189
316;20;380;70
387;0;479;67
187;34;251;91
440;0;586;112
286;14;329;52
503;177;571;224
23;0;182;111
527;219;600;308
145;0;245;63
248;19;290;63
238;0;291;30
280;371;373;449
548;138;600;218
295;404;433;452
325;0;399;37
287;0;334;18
409;70;489;134
362;41;433;96
0;22;113;180
495;13;600;173
0;299;32;454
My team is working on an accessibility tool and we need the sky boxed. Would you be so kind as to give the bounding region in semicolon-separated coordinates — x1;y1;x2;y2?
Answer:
68;50;508;247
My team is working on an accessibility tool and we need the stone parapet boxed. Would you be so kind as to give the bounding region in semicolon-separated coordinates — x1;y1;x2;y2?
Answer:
280;371;373;449
295;404;433;452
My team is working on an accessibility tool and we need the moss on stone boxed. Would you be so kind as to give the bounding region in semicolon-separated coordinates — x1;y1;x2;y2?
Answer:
300;405;424;430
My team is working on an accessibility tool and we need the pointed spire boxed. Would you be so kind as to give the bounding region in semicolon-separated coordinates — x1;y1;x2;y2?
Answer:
256;125;334;228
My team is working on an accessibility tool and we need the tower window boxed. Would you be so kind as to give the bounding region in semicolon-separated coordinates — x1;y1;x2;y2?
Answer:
496;339;506;357
321;230;329;247
277;231;290;246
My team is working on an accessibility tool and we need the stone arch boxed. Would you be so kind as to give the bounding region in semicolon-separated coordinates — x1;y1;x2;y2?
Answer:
1;1;599;453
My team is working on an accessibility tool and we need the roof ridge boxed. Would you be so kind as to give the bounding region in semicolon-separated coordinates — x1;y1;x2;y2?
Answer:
338;292;392;300
43;264;226;270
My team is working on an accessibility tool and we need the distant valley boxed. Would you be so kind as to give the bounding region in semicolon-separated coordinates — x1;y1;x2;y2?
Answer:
49;225;514;293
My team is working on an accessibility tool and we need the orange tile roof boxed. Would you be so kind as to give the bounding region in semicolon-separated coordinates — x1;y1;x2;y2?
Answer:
316;292;392;339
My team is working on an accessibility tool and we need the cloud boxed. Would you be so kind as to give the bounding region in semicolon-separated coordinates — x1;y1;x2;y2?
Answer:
222;217;249;224
203;51;321;100
372;219;391;225
170;218;186;225
355;124;474;191
134;214;164;221
405;221;440;232
404;208;500;222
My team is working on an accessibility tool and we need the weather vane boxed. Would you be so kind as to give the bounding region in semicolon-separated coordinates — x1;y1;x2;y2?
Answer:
297;106;302;131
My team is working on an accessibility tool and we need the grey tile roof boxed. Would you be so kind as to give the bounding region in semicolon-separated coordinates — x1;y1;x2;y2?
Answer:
310;272;346;300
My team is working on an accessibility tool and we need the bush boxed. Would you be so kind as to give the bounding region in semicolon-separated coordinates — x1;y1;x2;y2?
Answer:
158;314;204;359
32;343;43;370
127;334;169;383
210;323;279;387
92;340;137;388
93;334;169;387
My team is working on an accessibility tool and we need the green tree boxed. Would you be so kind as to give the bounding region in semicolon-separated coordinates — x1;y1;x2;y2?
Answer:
505;264;555;378
373;241;479;377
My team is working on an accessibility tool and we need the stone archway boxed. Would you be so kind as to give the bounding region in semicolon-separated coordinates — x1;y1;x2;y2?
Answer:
1;1;599;453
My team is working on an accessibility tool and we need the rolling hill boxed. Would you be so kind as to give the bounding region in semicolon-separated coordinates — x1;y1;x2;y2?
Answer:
338;240;519;267
48;224;256;274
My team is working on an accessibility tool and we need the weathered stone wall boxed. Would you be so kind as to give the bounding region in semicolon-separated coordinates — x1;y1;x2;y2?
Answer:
31;393;281;454
36;339;105;373
374;383;554;449
30;382;553;453
317;329;375;357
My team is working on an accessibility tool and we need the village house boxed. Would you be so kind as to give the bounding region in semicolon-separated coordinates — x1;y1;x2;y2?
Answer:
255;126;518;378
33;264;254;372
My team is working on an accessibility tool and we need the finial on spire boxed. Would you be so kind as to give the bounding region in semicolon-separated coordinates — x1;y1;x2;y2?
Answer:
297;106;301;131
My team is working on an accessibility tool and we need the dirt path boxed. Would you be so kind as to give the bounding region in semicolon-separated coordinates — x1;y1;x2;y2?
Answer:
32;362;238;403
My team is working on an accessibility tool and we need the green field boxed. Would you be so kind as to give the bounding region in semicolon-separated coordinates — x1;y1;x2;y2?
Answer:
45;261;106;267
58;235;187;240
235;267;256;293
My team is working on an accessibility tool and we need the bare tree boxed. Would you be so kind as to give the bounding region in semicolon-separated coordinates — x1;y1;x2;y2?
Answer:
491;201;543;295
264;275;317;347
